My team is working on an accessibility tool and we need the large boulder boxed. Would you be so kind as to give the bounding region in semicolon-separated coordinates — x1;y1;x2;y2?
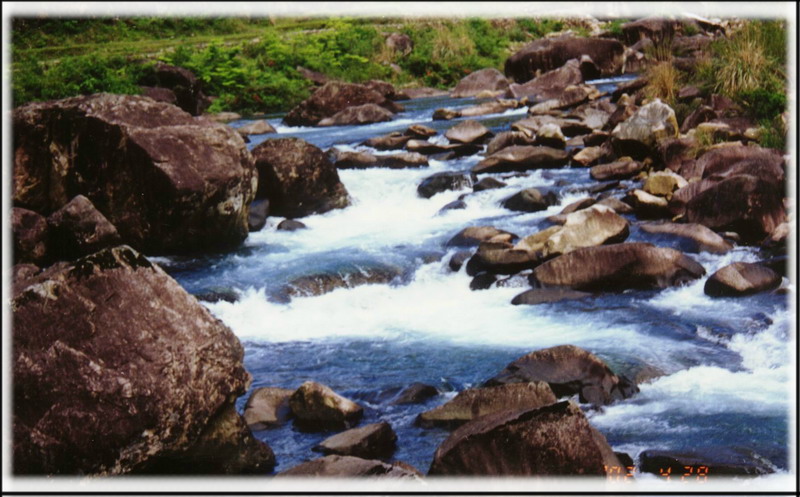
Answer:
11;207;49;265
416;382;557;429
484;345;637;406
314;422;397;459
639;222;732;254
251;138;350;218
528;84;602;114
684;174;785;243
363;132;412;150
621;17;678;45
288;381;364;431
451;68;510;98
529;242;706;291
485;131;536;155
428;401;622;475
46;195;122;262
474;146;569;174
505;35;624;83
318;103;395;127
612;99;679;159
331;149;428;169
515;205;630;259
283;81;402;126
501;188;558;213
507;58;584;100
688;144;785;182
12;245;273;475
466;241;542;276
12;94;257;255
277;455;421;478
704;262;782;297
140;63;210;116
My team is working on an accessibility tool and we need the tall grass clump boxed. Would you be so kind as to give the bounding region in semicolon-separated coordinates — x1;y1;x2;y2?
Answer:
644;61;682;105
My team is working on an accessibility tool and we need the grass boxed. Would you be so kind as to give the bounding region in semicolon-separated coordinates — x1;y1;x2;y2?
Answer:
644;61;682;105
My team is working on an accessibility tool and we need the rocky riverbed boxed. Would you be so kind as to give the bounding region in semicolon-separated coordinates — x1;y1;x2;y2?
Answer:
10;15;793;490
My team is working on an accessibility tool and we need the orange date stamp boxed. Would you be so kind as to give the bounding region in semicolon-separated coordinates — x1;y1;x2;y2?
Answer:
605;465;710;482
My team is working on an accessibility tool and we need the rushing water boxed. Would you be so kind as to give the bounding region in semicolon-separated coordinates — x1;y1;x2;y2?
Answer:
155;77;794;484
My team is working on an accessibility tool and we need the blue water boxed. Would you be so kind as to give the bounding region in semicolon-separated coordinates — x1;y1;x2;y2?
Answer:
156;79;793;480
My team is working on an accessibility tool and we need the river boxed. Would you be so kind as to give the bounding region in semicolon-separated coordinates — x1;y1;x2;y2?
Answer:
152;77;793;484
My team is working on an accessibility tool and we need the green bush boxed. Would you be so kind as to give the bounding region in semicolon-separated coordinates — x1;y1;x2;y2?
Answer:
738;88;787;121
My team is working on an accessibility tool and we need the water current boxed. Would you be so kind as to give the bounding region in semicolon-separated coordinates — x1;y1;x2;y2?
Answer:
153;76;794;486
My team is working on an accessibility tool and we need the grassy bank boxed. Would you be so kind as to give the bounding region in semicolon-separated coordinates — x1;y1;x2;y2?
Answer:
11;16;571;114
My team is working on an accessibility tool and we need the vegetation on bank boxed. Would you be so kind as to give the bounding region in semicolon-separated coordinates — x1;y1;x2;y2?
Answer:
643;19;788;150
11;16;571;114
12;16;789;149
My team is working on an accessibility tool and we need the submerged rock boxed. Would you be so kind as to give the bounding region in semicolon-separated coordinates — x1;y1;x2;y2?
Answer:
501;188;558;212
417;172;473;198
285;265;402;298
484;345;638;406
391;383;440;405
639;222;732;254
12;245;273;475
511;288;593;305
428;401;622;476
416;382;557;429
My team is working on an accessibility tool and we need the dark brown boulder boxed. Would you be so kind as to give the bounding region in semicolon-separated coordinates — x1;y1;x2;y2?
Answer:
283;81;402;126
474;146;569;174
428;401;622;476
276;219;307;231
529;242;706;291
484;345;637;406
692;145;785;183
511;288;593;305
363;80;403;100
252;138;350;218
277;455;421;478
416;382;557;429
472;177;508;192
318;103;394;127
505;35;624;83
611;77;648;103
314;422;397;459
590;158;644;181
12;207;49;265
12;245;272;475
451;68;510;98
528;84;602;114
507;59;584;100
243;387;294;430
639;222;732;254
401;87;449;99
501;188;558;213
685;174;785;243
288;381;363;431
417;172;473;198
444;120;492;144
141;63;210;116
680;105;718;133
405;124;438;138
704;262;782;297
668;177;721;216
46;195;121;261
12;94;256;255
567;99;617;131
